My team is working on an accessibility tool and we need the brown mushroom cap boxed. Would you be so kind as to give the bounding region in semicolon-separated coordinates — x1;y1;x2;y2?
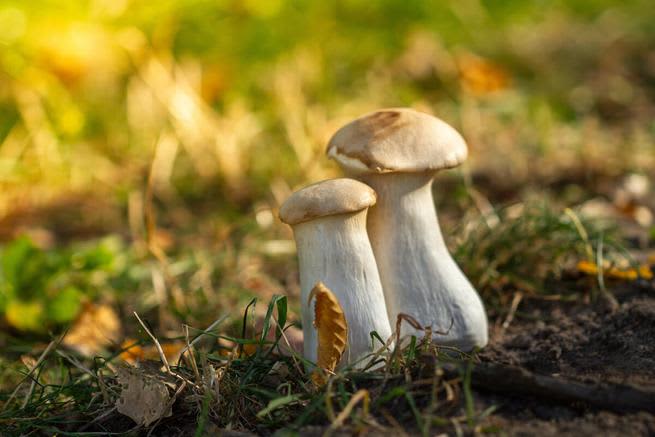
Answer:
279;178;377;225
326;108;468;174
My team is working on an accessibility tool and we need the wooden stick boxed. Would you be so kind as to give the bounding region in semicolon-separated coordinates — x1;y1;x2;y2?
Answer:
444;362;655;413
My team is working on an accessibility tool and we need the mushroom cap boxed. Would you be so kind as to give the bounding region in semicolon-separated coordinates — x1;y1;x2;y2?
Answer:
326;108;468;174
279;178;376;225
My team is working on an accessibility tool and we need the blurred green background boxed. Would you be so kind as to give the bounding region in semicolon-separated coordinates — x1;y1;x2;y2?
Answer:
0;0;654;335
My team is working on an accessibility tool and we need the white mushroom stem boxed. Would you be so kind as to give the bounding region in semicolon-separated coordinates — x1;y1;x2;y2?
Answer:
361;171;488;350
291;211;392;367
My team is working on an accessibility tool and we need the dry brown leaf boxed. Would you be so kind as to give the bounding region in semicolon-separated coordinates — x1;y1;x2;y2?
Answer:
308;282;347;386
458;53;509;96
577;260;653;281
62;303;121;356
119;339;185;365
115;365;173;426
20;355;38;370
242;342;259;357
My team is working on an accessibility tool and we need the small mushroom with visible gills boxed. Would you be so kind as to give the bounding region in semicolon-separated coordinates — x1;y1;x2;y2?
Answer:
326;108;488;351
279;178;393;367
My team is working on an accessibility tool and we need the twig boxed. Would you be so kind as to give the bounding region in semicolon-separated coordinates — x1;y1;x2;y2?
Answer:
499;291;523;335
444;362;655;413
183;324;201;382
132;312;200;390
133;312;171;373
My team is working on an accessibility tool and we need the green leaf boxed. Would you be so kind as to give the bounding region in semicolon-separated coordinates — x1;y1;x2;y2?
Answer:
47;286;82;324
0;236;35;291
0;236;61;300
72;238;119;271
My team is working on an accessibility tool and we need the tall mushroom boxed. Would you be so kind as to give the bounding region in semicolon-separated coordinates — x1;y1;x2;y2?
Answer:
326;108;488;350
279;178;393;366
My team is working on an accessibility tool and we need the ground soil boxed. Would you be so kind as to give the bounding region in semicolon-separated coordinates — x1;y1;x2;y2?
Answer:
134;282;655;437
475;283;655;436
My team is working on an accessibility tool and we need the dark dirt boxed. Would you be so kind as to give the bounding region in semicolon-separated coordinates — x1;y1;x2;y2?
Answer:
476;284;655;436
482;293;655;386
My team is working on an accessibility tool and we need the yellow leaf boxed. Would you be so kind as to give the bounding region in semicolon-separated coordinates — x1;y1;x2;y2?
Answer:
242;343;259;356
119;339;185;364
5;300;45;332
308;282;347;386
62;303;121;356
576;260;653;281
458;53;509;96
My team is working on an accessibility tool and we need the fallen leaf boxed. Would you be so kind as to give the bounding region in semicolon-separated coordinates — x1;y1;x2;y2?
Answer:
308;282;347;386
242;342;259;356
115;365;173;426
20;355;37;370
62;303;121;356
119;339;185;365
458;53;509;96
577;260;653;281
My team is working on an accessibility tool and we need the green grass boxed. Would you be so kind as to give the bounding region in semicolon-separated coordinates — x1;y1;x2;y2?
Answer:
0;294;479;436
0;201;638;435
454;202;626;304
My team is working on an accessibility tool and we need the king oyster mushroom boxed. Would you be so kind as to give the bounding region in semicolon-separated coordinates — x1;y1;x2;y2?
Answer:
279;178;393;366
326;108;488;350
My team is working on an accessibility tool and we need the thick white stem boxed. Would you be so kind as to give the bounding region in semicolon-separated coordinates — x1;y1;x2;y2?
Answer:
293;211;393;367
362;172;488;350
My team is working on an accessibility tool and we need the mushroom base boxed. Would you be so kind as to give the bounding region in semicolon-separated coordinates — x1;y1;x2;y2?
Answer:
361;172;488;351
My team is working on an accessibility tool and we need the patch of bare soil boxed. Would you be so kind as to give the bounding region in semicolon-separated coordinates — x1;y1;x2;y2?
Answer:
477;285;655;435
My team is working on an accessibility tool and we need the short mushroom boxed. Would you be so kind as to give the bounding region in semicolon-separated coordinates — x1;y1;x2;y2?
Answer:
279;178;393;366
326;108;488;350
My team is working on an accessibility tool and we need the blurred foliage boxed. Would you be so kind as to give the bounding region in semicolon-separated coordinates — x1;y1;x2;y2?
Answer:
0;236;126;331
0;0;654;222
